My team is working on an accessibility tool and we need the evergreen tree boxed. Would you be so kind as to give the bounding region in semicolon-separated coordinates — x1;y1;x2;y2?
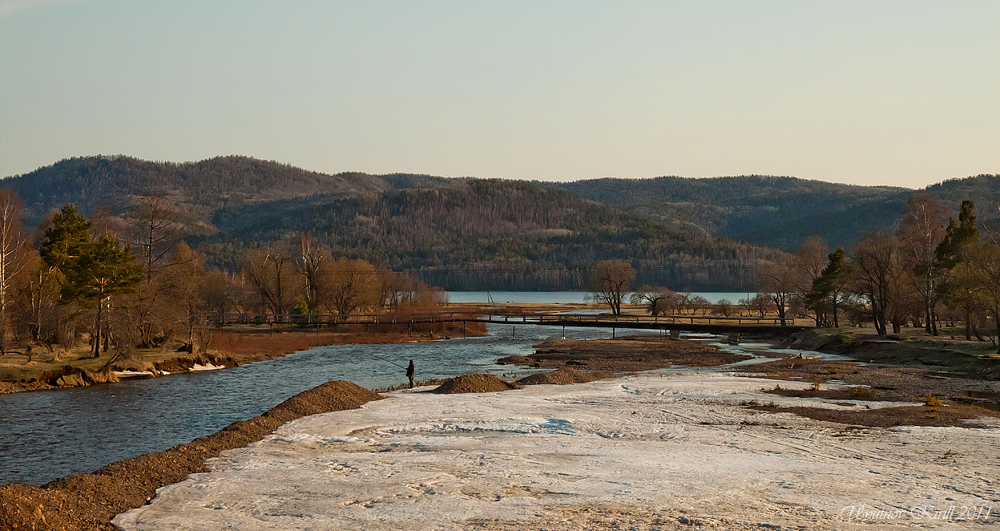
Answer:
62;235;144;357
41;207;144;357
935;200;980;339
807;248;847;327
40;205;92;272
935;200;979;268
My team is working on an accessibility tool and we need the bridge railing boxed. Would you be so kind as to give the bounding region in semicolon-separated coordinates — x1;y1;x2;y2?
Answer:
204;311;796;327
481;313;795;326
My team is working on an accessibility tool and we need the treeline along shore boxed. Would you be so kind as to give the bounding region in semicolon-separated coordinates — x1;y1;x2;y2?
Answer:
4;183;1000;399
0;188;492;393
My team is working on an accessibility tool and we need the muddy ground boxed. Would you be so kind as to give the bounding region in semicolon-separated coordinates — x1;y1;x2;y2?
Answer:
498;334;1000;429
497;335;749;372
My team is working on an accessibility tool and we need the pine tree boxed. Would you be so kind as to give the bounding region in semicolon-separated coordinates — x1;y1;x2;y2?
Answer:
61;235;144;357
807;248;847;328
41;206;143;357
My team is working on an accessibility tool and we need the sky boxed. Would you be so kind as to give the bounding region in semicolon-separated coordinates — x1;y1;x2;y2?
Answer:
1;1;998;188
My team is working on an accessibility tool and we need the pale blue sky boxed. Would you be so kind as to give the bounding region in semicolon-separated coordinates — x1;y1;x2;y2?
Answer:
2;1;998;187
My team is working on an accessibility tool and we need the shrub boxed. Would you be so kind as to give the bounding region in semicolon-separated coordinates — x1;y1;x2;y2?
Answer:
851;386;876;399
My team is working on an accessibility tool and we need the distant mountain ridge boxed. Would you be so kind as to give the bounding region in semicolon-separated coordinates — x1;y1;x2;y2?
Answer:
3;155;997;289
4;155;446;230
542;175;915;251
1;155;776;290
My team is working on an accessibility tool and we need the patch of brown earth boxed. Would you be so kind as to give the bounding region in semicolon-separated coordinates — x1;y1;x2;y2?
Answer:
498;335;748;372
737;357;1000;405
746;402;1000;428
432;374;522;394
0;381;382;531
738;357;1000;428
462;503;788;530
516;367;617;386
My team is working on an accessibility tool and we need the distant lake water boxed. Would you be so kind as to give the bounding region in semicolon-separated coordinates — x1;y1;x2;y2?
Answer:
447;291;748;305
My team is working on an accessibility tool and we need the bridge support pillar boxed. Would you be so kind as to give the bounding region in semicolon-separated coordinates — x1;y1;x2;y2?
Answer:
669;330;680;340
727;332;741;345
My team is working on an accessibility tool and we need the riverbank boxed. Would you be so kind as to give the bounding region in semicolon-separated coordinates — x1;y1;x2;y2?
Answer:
0;380;384;531
6;330;1000;529
111;372;1000;530
786;327;1000;379
498;333;1000;428
0;321;485;395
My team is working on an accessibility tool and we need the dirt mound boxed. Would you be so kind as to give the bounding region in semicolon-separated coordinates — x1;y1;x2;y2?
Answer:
432;374;521;394
517;367;615;386
265;380;383;422
0;381;382;531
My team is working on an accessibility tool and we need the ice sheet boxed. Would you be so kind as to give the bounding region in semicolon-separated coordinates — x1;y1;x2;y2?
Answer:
114;373;999;530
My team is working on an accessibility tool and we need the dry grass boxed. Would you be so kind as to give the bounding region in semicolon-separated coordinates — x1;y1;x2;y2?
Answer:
0;320;486;394
500;335;749;372
747;402;1000;428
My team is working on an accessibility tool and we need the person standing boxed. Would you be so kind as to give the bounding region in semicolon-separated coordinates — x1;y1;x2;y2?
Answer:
406;359;415;389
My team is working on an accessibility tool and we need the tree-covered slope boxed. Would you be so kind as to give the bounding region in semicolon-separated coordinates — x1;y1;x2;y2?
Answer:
5;155;994;289
545;175;911;251
1;155;431;230
198;179;780;290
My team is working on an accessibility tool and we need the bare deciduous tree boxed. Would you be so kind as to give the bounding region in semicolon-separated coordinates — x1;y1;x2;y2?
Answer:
322;258;381;318
130;194;182;283
589;260;635;315
896;195;950;334
965;243;1000;352
296;234;332;312
0;191;26;354
853;231;906;335
242;246;303;317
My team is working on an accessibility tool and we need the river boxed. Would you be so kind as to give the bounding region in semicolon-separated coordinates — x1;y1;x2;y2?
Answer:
0;292;799;487
1;323;626;486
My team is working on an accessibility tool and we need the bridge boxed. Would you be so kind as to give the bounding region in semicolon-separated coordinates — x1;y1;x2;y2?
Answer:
206;311;808;336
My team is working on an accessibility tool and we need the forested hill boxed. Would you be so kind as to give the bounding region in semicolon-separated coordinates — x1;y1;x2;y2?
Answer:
2;155;452;231
544;176;912;251
198;179;781;290
4;155;996;289
2;156;781;290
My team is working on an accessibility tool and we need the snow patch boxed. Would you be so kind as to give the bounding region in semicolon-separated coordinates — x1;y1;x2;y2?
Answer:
189;363;224;371
114;373;999;530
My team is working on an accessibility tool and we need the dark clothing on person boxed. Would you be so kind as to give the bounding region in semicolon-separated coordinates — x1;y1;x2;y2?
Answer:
406;360;415;389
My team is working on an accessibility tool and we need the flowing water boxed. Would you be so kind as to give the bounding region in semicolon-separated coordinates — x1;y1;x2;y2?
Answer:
0;293;830;487
1;323;629;486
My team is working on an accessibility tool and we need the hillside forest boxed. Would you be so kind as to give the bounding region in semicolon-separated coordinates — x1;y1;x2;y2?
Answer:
0;155;999;366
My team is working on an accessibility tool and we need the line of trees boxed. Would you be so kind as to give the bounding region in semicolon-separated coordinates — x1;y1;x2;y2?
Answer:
590;196;1000;351
0;192;447;363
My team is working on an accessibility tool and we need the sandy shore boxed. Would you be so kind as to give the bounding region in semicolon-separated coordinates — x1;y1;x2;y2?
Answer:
113;372;999;530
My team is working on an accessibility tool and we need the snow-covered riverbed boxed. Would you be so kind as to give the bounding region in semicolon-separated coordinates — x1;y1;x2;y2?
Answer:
114;372;999;530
